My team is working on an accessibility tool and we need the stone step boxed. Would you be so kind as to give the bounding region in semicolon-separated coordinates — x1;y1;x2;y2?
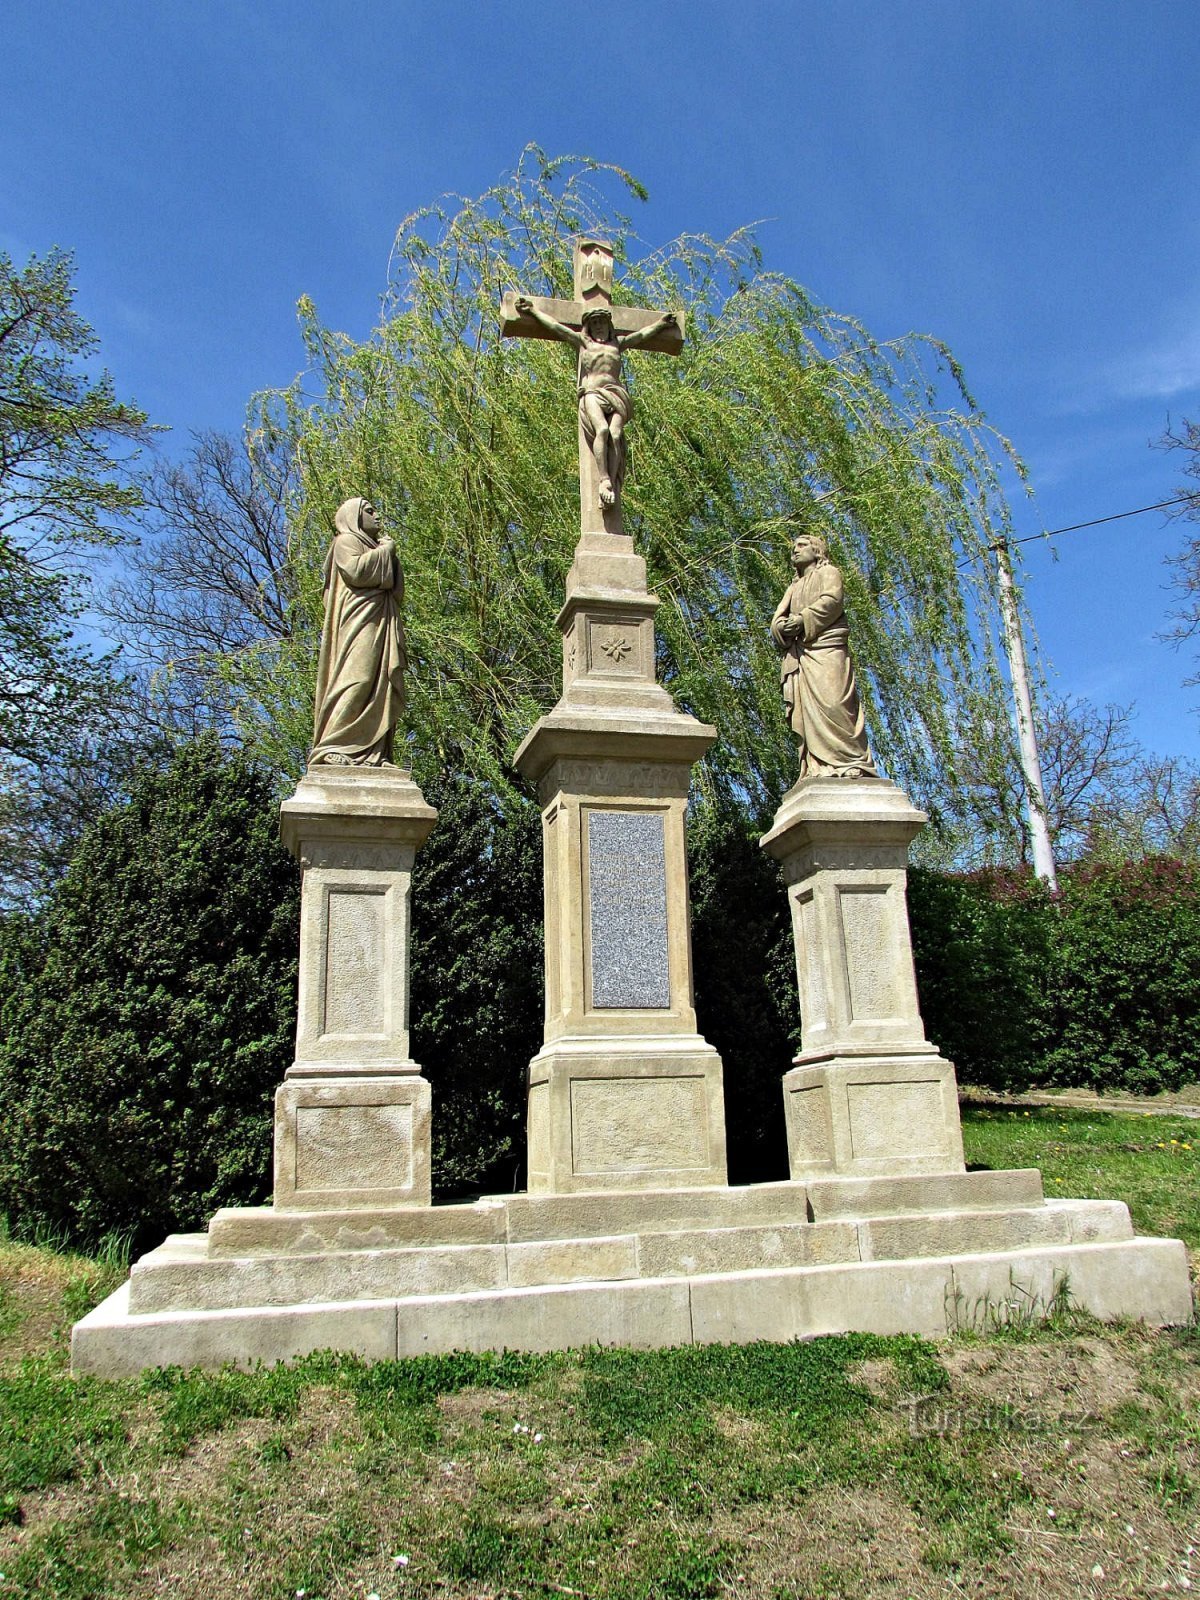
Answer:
76;1234;1194;1377
130;1198;1130;1314
206;1168;1046;1258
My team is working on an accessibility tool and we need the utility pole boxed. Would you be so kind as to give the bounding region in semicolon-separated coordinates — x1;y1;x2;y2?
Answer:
992;538;1058;890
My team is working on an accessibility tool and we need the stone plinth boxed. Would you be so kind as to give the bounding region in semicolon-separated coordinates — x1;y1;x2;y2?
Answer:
275;768;437;1209
760;776;965;1180
72;1167;1194;1375
514;532;727;1193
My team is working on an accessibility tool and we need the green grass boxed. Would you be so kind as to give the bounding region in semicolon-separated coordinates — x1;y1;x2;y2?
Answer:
0;1106;1193;1597
962;1104;1200;1247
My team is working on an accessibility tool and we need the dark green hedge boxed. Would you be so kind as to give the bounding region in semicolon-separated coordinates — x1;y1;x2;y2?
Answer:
908;858;1200;1095
0;738;299;1253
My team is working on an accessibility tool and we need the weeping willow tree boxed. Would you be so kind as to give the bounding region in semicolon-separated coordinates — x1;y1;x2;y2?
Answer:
233;147;1025;828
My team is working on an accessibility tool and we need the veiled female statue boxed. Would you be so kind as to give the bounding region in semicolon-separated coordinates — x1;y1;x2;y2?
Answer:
310;496;406;768
770;532;878;779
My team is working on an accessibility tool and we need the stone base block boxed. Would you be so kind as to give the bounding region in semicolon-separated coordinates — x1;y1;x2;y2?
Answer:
526;1038;727;1193
783;1053;965;1179
273;1074;431;1211
73;1235;1194;1378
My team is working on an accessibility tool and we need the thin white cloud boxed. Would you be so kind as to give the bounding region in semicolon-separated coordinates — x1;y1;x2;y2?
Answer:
1106;310;1200;403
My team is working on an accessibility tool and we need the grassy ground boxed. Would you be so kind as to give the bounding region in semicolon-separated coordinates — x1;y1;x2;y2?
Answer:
0;1109;1193;1599
963;1104;1200;1269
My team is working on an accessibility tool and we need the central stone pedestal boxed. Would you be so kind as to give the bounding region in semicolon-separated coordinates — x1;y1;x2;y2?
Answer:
514;533;727;1193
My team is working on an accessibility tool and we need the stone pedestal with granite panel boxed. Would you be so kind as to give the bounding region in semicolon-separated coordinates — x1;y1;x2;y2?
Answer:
274;767;438;1209
761;775;965;1180
514;533;727;1193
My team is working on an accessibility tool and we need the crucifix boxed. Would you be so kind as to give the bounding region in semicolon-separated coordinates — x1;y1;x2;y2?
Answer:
500;238;685;536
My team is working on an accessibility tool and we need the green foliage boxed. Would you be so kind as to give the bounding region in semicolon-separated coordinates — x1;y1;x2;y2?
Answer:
912;859;1200;1095
0;737;298;1251
231;149;1023;825
0;1357;131;1493
0;249;153;769
1046;859;1200;1092
689;800;797;1181
908;866;1056;1089
409;776;543;1195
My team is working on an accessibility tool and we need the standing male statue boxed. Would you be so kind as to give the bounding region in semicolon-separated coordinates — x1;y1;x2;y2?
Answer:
310;495;406;768
770;532;878;779
514;295;678;513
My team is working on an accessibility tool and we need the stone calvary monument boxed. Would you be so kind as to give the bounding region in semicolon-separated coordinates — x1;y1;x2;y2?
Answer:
73;242;1192;1376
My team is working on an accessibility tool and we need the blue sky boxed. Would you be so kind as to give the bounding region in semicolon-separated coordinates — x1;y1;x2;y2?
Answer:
4;1;1199;757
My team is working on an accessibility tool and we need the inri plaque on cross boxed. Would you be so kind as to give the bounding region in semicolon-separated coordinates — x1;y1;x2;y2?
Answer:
500;238;685;536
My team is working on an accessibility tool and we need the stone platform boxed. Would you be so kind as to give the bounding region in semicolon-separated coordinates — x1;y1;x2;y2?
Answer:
71;1169;1193;1376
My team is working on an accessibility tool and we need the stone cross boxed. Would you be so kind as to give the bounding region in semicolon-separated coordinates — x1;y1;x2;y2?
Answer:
500;238;685;536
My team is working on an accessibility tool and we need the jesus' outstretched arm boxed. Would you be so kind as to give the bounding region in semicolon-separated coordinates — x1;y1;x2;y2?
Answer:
618;309;679;352
515;296;584;350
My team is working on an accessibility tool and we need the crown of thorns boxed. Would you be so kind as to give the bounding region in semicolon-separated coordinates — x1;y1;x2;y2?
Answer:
581;305;613;323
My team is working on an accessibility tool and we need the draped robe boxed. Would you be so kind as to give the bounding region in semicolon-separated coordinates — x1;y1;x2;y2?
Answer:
770;559;877;778
310;498;406;767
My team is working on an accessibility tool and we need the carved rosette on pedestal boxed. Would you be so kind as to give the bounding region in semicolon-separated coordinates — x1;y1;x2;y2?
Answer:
515;533;728;1194
276;767;438;1209
761;777;965;1179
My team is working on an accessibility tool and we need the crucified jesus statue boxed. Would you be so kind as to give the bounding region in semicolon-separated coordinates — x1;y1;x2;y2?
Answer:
501;238;684;536
514;296;678;513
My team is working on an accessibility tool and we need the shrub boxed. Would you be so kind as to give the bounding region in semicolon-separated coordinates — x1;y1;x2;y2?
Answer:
689;802;797;1183
1045;858;1200;1093
0;738;298;1252
908;866;1055;1091
410;776;543;1197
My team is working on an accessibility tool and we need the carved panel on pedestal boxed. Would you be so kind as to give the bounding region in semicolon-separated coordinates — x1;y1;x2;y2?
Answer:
586;809;670;1009
793;888;828;1032
294;1103;413;1192
323;887;388;1036
787;1083;834;1166
570;1076;707;1172
527;1081;550;1176
586;617;648;678
846;1080;943;1161
837;886;899;1021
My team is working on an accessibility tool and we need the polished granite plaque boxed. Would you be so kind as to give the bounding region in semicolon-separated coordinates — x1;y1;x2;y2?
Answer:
587;809;670;1008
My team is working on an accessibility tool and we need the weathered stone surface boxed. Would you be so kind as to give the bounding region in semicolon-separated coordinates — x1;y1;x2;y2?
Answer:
689;1258;957;1345
783;1056;965;1178
394;1277;695;1358
129;1235;506;1313
637;1220;859;1278
506;1236;639;1288
763;776;967;1181
78;1235;1195;1377
804;1168;1044;1220
502;1181;812;1243
526;1043;727;1193
946;1238;1194;1332
72;1283;397;1377
207;1200;507;1257
280;768;436;1077
1045;1197;1134;1242
274;1075;432;1211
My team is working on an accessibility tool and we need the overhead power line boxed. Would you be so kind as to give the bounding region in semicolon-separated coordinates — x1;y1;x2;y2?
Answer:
957;494;1195;570
1001;493;1195;550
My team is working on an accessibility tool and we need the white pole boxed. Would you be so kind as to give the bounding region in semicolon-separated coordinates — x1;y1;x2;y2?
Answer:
992;538;1058;890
